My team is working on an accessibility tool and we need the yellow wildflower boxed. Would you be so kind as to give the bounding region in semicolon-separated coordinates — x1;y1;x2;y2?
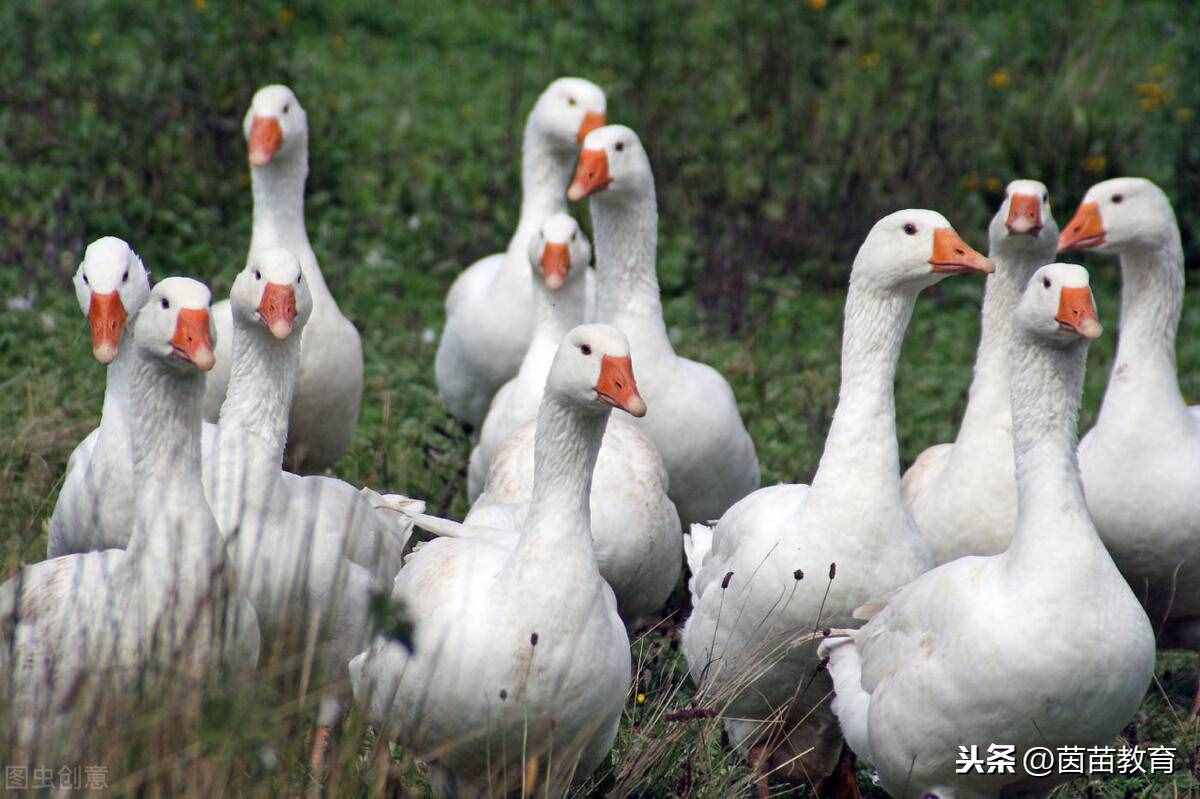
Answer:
807;0;827;9
858;51;881;68
279;7;295;25
1083;154;1107;175
988;69;1011;90
636;693;647;705
985;177;1002;193
963;175;980;191
1135;82;1167;112
1175;107;1194;123
194;0;207;10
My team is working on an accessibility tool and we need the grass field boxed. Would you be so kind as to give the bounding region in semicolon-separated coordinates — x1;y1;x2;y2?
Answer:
2;1;1199;795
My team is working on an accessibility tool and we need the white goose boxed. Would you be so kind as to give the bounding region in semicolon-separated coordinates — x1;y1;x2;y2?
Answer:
204;248;403;769
436;77;606;427
468;212;594;497
904;180;1060;563
681;211;991;793
203;84;364;474
49;237;152;556
1059;177;1200;708
2;278;259;754
567;124;760;527
465;213;682;621
351;324;637;794
820;264;1155;799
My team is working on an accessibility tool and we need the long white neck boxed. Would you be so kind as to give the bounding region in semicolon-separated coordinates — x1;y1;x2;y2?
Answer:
210;315;301;535
1095;234;1187;427
1005;331;1096;569
809;280;913;504
509;394;608;579
591;190;670;354
123;347;221;578
249;149;331;302
99;339;134;419
956;244;1049;438
514;273;589;400
504;124;573;276
220;316;300;456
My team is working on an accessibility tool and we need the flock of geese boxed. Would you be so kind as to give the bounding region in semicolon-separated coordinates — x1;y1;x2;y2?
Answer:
3;74;1197;798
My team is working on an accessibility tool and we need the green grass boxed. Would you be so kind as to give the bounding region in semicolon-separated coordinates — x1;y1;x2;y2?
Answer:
1;0;1199;795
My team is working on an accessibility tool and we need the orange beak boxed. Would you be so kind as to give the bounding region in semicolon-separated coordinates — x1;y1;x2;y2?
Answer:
930;228;994;275
1006;193;1043;236
258;282;298;339
1055;285;1103;340
248;116;283;167
540;243;571;290
576;111;607;146
596;354;646;417
1058;202;1105;252
567;149;612;202
171;308;216;371
87;291;128;364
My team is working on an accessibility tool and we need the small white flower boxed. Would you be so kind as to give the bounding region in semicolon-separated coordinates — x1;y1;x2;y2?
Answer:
5;294;34;312
421;327;437;345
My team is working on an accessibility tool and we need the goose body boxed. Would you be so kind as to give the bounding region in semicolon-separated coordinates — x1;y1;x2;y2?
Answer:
468;213;680;621
1059;178;1200;649
568;125;759;527
203;85;363;474
49;238;152;556
820;264;1155;798
681;211;991;788
3;279;259;753
904;181;1060;563
351;324;637;793
204;249;406;751
435;78;605;427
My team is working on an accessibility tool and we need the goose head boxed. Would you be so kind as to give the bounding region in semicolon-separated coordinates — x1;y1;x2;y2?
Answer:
988;179;1059;257
133;278;216;373
530;78;607;151
1058;177;1175;254
568;125;653;202
549;324;646;418
73;237;151;364
229;247;313;340
1016;263;1102;346
853;210;992;292
243;84;308;168
527;213;591;291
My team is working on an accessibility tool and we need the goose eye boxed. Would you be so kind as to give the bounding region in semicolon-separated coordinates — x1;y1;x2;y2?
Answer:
615;142;625;152
571;231;577;242
1043;277;1051;289
297;274;302;284
1112;193;1123;204
283;103;290;114
903;223;917;235
567;97;577;106
1042;193;1048;202
254;270;262;281
82;274;89;285
161;298;170;310
122;270;129;284
580;344;592;356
